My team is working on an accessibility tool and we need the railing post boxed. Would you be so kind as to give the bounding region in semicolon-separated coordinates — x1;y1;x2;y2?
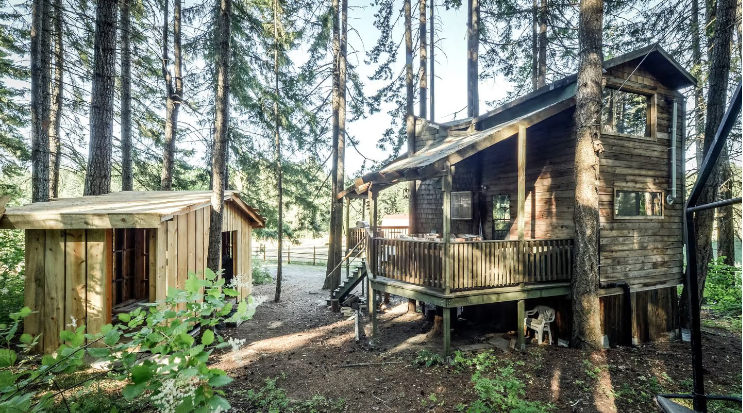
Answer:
287;243;290;264
345;197;350;253
517;123;526;283
369;185;379;276
442;163;452;294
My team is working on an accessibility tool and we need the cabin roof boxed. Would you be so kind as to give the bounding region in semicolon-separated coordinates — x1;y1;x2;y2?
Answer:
341;44;694;199
0;190;265;230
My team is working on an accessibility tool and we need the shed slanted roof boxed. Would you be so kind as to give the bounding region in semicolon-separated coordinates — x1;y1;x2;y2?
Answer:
0;190;265;230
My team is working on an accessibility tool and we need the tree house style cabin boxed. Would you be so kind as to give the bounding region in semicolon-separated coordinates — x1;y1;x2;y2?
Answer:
342;45;693;353
0;191;264;353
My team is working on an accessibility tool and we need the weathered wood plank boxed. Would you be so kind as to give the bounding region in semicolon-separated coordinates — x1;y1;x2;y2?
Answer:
86;229;109;344
64;229;86;334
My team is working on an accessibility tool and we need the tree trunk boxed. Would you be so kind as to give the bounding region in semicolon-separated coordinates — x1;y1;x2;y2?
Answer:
466;0;479;118
120;0;132;191
31;0;50;203
531;0;538;91
160;0;182;191
405;0;413;116
429;0;434;121
537;0;547;88
273;0;283;303
691;0;705;173
571;0;603;350
717;149;735;266
324;0;342;290
84;0;117;196
49;0;63;198
680;0;736;326
419;0;427;118
206;0;231;272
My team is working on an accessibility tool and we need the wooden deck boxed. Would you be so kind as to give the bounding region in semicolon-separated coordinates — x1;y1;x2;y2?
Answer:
367;237;573;297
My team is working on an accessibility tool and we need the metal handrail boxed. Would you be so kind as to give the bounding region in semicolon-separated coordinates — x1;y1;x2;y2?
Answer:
323;236;366;282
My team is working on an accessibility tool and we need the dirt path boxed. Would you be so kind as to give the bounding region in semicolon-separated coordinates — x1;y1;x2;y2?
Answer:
214;264;742;412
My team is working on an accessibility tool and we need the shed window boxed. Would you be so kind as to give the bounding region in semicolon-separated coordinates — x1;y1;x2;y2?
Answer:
492;195;510;240
451;191;472;220
602;89;649;137
614;190;663;217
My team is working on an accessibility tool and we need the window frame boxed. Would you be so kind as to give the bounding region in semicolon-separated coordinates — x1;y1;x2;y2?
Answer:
492;194;511;240
601;83;658;140
450;191;473;220
613;187;665;220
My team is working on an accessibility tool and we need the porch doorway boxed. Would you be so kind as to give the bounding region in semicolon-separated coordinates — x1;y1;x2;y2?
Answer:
221;230;238;287
112;228;151;315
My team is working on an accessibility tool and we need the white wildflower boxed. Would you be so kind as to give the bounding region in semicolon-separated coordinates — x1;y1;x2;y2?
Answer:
66;315;77;329
0;288;8;295
227;337;246;353
151;377;198;413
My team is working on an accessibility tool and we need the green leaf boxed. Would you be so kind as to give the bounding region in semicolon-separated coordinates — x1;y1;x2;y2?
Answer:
122;381;147;400
9;307;32;321
59;330;76;342
87;347;110;358
104;329;122;346
204;268;216;281
0;349;17;367
19;333;32;344
179;367;199;378
178;332;195;347
208;374;233;387
207;395;231;410
201;329;215;346
42;354;56;366
131;364;154;384
118;313;131;323
223;288;238;297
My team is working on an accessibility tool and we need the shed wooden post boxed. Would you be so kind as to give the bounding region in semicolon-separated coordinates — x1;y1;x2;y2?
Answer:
442;163;452;294
517;124;526;282
517;298;525;352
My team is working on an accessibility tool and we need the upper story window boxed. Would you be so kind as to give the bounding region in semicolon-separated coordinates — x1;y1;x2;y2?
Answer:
601;89;650;138
492;195;510;240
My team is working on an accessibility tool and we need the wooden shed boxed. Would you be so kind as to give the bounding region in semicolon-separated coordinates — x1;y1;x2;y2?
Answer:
0;191;264;353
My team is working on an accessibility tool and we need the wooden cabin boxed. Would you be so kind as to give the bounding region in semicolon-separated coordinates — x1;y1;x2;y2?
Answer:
0;191;264;353
341;45;693;353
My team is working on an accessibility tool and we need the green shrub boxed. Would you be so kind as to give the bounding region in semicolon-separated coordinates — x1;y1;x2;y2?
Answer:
415;349;444;367
240;378;345;413
704;257;742;316
0;230;25;324
252;258;273;285
452;350;554;413
0;268;256;412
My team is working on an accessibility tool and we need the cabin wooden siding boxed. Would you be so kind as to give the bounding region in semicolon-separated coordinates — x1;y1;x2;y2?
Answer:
598;61;685;290
24;199;254;353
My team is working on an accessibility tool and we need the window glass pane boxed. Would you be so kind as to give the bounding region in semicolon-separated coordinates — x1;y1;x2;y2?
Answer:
492;195;510;239
615;190;662;217
602;89;649;137
451;191;472;219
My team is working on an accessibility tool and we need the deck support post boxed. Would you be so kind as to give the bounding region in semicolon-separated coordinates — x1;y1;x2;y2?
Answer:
345;198;350;280
369;186;379;275
517;124;526;281
442;163;452;294
370;285;378;341
443;305;451;355
517;298;526;352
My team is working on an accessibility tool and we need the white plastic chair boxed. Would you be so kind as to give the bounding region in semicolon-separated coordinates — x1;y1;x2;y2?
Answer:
523;305;555;345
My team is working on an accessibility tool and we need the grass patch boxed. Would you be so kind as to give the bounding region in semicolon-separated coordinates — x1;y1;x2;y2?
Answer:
236;377;346;413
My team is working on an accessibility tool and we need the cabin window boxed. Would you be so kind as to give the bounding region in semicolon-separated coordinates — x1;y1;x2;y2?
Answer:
614;190;663;218
602;89;649;137
451;191;472;220
492;195;510;240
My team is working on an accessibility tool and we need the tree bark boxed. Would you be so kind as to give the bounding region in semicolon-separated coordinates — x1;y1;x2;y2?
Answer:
466;0;479;118
160;0;183;190
324;0;342;290
531;0;538;91
206;0;231;272
680;0;736;325
419;0;427;118
49;0;63;198
84;0;117;196
120;0;132;191
571;0;603;350
537;0;547;88
429;0;434;121
31;0;50;203
273;0;283;302
405;0;414;116
717;149;735;266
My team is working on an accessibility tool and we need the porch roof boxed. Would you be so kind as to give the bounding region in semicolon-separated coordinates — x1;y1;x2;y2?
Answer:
340;96;575;199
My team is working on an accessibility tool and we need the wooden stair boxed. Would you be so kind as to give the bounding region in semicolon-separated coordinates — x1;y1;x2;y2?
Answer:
330;259;367;304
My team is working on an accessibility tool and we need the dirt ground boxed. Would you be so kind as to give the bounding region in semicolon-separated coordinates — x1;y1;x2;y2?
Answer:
213;264;742;413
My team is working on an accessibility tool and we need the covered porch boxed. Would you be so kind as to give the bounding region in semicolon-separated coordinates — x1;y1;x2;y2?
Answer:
341;99;578;354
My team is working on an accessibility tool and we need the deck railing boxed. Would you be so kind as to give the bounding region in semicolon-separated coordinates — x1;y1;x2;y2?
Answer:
369;237;573;291
348;226;408;251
